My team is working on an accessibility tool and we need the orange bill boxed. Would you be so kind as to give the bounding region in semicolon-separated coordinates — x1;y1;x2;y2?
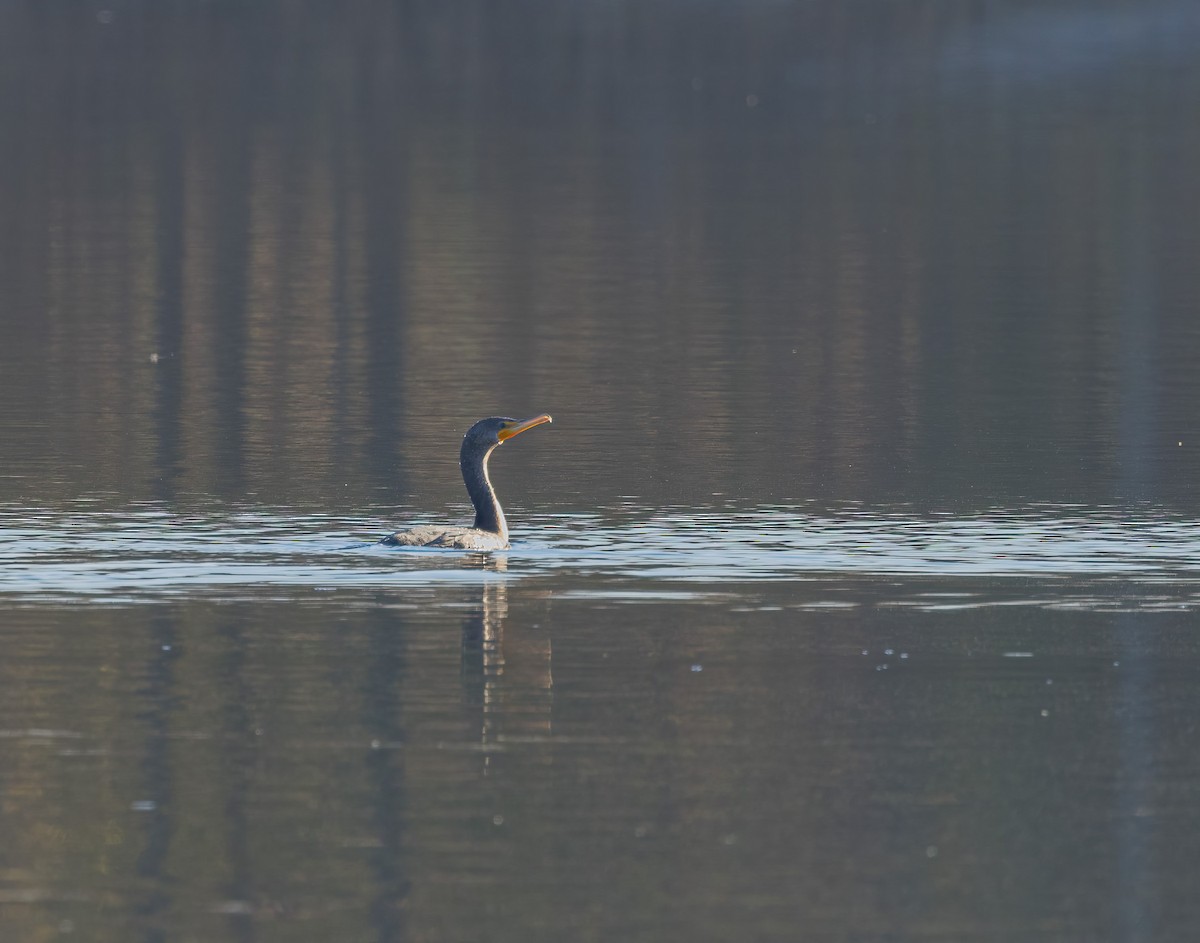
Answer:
497;413;553;441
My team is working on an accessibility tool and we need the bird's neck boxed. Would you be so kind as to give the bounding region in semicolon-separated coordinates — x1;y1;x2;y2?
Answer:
461;444;508;541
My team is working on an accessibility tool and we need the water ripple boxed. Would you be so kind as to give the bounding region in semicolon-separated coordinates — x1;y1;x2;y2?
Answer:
0;502;1197;603
523;506;1200;579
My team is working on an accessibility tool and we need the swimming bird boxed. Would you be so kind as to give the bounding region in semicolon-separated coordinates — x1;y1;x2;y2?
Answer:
381;414;552;550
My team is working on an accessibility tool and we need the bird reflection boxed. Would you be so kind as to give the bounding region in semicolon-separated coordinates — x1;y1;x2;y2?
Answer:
459;556;553;768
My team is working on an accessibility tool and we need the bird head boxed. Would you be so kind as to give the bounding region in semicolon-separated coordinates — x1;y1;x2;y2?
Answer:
464;414;553;449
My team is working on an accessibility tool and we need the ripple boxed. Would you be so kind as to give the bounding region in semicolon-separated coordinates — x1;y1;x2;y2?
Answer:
0;501;1198;604
519;506;1200;580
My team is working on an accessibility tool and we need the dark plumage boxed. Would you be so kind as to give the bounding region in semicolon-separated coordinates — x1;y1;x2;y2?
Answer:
381;414;552;550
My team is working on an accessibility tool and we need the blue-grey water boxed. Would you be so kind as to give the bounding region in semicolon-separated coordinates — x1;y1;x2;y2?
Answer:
3;503;1200;601
3;2;1200;941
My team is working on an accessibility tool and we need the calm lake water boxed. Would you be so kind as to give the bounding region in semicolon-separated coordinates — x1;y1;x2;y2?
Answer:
3;2;1200;941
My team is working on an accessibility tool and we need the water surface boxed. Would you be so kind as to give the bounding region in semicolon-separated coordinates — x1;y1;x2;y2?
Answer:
3;2;1200;941
3;502;1200;606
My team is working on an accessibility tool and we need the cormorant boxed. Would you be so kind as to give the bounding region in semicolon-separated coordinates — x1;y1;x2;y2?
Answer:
381;414;552;550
